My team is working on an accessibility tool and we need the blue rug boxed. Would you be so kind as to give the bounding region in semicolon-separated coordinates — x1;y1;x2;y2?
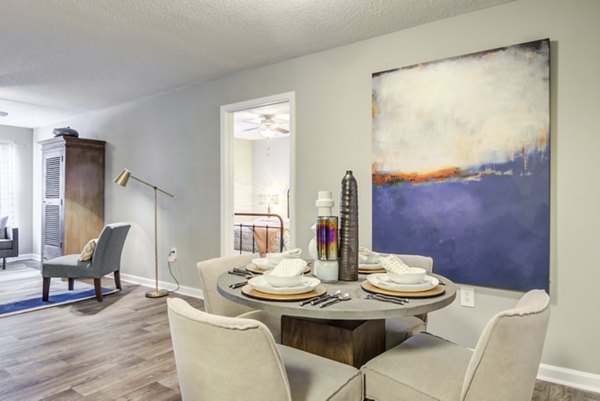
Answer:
0;265;119;318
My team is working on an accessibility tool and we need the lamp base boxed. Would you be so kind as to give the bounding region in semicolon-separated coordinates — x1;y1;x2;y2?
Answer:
145;289;169;298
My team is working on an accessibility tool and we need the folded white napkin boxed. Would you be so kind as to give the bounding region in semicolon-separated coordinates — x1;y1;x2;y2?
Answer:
271;258;306;277
359;247;381;264
283;248;302;258
380;254;410;274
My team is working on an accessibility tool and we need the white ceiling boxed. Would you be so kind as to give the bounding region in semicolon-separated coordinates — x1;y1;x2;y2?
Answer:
0;0;512;129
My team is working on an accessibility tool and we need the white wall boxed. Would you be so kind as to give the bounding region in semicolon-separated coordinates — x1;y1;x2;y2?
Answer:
0;124;33;254
233;138;253;213
32;0;600;375
252;136;290;217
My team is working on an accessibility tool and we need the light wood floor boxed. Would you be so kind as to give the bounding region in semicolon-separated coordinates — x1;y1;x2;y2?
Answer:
0;262;598;400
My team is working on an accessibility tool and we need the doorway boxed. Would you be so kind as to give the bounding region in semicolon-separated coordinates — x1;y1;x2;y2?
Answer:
220;92;295;257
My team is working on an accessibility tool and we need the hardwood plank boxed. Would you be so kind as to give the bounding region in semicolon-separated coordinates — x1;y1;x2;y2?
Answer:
549;382;600;401
533;380;551;401
115;381;180;401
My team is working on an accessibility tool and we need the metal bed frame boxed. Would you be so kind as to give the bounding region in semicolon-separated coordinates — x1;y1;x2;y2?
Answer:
234;212;285;254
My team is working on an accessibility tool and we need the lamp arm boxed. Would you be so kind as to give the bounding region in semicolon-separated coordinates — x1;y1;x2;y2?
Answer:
129;175;175;198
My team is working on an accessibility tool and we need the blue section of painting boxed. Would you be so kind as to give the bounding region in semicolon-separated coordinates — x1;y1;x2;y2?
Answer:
373;148;550;291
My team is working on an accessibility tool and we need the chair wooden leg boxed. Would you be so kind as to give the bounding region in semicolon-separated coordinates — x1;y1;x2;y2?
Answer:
68;278;75;290
42;277;51;302
93;278;103;302
2;258;5;270
114;270;122;290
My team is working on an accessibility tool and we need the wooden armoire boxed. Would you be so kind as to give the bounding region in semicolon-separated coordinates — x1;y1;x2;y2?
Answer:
40;136;105;262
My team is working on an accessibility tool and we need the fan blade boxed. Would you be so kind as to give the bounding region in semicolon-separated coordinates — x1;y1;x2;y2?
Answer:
244;127;259;131
274;127;289;134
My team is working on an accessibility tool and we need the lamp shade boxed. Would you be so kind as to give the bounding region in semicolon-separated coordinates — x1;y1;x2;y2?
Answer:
114;169;131;187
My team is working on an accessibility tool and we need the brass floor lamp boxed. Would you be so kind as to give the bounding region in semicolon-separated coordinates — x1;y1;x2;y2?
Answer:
114;168;174;298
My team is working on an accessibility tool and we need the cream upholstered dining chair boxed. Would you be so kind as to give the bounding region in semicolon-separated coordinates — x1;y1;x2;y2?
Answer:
197;254;281;342
168;298;362;401
362;289;550;401
384;254;434;349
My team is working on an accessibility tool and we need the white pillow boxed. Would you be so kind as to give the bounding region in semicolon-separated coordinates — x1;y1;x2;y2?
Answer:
79;238;98;261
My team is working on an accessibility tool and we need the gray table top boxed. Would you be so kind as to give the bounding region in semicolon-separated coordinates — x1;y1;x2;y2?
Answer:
217;271;457;320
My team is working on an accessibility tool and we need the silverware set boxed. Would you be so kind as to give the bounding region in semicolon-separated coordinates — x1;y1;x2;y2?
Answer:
362;292;409;305
228;268;258;288
229;281;248;289
299;290;341;306
319;292;351;308
228;268;257;278
299;290;352;308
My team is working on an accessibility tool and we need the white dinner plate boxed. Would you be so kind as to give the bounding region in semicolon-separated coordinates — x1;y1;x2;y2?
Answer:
358;263;384;271
248;276;321;295
366;273;439;292
252;258;277;270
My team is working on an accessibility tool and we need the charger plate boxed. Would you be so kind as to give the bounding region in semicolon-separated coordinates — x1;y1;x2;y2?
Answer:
358;264;386;274
241;284;327;302
246;263;311;275
361;281;445;298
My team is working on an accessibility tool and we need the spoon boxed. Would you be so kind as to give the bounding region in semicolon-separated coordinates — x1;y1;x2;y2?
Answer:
319;292;351;308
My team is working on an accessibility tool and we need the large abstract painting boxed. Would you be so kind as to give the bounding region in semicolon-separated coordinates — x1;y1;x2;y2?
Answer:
372;39;550;291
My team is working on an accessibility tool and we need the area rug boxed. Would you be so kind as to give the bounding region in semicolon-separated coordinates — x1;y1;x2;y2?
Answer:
0;264;118;318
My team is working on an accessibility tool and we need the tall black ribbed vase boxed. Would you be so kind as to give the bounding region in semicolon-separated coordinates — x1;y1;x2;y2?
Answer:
338;170;358;281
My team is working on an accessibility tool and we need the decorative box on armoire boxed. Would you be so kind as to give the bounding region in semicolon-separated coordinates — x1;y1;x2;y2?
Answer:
40;136;105;262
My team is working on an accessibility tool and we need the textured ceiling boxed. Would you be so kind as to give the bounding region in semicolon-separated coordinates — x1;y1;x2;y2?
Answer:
0;0;512;128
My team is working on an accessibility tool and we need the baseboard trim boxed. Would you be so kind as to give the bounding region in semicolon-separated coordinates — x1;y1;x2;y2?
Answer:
538;363;600;394
7;253;40;262
120;273;204;300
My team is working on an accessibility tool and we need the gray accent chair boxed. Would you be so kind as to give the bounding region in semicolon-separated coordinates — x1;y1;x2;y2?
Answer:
384;254;433;349
197;254;281;342
42;223;131;302
362;289;550;401
0;226;19;270
167;298;362;401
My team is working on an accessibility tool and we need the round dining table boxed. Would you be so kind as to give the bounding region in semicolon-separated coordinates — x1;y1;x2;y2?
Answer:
217;270;457;367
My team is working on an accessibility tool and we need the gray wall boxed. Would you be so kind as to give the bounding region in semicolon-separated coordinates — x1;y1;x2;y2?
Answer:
0;124;33;254
33;0;600;374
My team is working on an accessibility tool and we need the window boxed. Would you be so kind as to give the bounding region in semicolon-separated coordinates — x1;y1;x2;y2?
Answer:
0;142;17;225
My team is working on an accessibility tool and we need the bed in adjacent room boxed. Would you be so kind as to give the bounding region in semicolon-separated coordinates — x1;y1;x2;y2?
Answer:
233;213;290;255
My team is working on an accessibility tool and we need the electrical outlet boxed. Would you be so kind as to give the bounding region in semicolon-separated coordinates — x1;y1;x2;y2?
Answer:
460;287;475;307
168;247;177;262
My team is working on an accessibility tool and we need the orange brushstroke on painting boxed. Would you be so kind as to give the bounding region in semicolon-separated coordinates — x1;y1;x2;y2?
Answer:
372;167;464;185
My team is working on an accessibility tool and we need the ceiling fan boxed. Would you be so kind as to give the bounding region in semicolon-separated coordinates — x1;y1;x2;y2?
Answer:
244;114;289;137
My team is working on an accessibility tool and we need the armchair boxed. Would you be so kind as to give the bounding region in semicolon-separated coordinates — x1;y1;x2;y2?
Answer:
197;254;281;342
42;223;130;302
167;298;362;401
0;226;19;269
362;289;551;401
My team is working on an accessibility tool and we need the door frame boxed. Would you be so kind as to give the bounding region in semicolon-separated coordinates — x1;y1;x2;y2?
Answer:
220;92;296;257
